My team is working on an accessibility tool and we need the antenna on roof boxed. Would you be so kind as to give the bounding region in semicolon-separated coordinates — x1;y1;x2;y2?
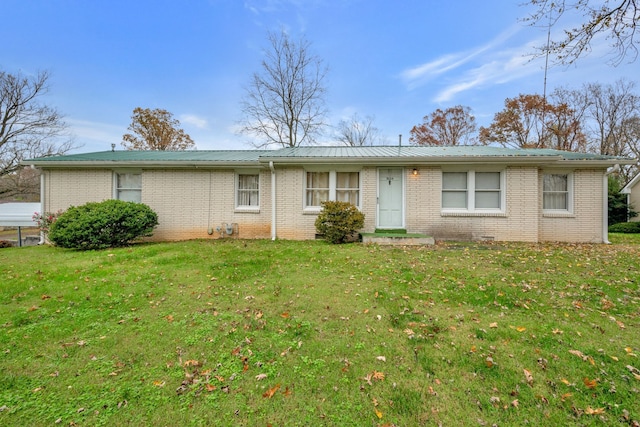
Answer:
111;143;116;152
398;134;402;146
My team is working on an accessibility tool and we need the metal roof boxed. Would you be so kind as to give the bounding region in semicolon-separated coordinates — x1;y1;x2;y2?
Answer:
24;150;272;167
23;146;634;167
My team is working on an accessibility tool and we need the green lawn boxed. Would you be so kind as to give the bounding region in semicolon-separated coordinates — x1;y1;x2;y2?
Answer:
1;236;639;426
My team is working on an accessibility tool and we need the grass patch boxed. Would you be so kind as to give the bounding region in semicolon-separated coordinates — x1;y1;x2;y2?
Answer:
1;239;639;426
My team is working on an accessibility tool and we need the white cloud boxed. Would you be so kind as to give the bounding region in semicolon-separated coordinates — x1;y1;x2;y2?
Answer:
180;114;209;129
400;24;523;90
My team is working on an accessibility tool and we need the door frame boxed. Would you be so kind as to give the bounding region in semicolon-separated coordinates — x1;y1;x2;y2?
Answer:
376;167;405;229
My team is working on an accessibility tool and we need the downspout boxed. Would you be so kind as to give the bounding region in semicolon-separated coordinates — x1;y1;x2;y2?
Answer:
269;161;276;240
39;168;45;245
603;165;620;244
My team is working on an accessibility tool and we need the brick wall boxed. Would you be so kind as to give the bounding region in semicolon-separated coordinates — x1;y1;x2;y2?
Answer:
43;169;112;212
538;169;605;242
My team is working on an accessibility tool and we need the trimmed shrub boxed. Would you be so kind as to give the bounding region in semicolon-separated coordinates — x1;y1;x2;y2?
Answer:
48;200;158;250
315;201;365;244
608;221;640;234
0;240;13;248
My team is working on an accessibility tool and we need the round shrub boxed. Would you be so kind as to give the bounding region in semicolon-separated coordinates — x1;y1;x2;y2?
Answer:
315;200;365;244
48;200;158;250
608;221;640;234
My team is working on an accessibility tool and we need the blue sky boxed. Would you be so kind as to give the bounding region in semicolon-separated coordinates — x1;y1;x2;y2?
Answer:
3;0;638;152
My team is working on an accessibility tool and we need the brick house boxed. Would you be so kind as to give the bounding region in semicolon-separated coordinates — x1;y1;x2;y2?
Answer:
25;146;634;243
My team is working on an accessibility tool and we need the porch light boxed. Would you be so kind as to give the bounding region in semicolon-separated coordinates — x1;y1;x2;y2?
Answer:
412;168;419;176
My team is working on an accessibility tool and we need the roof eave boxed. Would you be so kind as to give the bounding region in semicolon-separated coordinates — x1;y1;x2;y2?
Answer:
259;155;566;165
25;161;264;168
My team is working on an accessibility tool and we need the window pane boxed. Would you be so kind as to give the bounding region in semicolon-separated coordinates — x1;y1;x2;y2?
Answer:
337;172;358;189
118;173;141;189
306;189;329;206
337;190;359;205
544;174;567;192
442;191;467;208
118;190;141;203
443;172;467;189
238;174;259;190
476;191;500;208
307;172;329;189
476;172;500;190
544;193;568;210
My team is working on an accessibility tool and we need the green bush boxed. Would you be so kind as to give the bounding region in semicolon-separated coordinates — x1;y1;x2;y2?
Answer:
48;200;158;250
315;201;365;244
608;221;640;234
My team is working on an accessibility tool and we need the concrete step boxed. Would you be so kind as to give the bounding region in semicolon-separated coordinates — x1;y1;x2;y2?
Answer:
361;233;435;246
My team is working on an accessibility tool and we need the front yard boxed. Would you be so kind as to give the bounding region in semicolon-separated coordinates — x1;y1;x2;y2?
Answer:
1;237;639;426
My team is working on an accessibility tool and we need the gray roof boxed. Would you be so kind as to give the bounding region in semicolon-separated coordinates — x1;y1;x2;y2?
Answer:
24;146;634;168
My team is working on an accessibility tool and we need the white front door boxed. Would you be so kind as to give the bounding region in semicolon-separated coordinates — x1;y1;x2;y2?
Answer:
377;168;404;228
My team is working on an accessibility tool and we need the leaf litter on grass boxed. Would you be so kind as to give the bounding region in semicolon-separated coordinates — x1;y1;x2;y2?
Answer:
0;239;639;426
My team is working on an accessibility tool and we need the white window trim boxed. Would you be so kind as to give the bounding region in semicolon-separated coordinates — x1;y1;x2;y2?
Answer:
303;169;362;213
113;170;142;202
542;172;574;216
441;169;506;215
235;171;260;212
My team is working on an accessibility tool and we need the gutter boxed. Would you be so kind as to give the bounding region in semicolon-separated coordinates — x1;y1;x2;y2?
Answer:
39;169;45;245
269;161;276;241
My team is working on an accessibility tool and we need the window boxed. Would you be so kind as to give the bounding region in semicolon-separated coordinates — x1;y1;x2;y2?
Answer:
336;172;360;206
305;170;360;209
306;172;330;207
442;170;503;212
442;172;468;209
237;174;259;208
543;173;571;211
116;173;142;202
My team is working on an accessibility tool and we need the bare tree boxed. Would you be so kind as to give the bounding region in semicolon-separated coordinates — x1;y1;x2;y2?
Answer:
334;113;381;146
409;106;477;146
122;107;195;150
240;30;328;148
583;79;640;156
1;69;73;199
523;0;640;65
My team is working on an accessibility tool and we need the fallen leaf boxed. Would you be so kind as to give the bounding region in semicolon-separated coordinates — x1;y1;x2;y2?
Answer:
561;378;571;385
489;322;498;328
165;315;174;322
205;384;216;392
282;386;292;397
372;371;385;381
523;369;534;386
516;326;526;332
569;349;589;361
583;377;598;389
511;399;519;407
561;392;572;402
375;408;383;419
263;384;281;398
255;373;268;381
152;380;165;387
376;356;386;362
485;356;494;368
280;312;290;319
585;407;605;415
